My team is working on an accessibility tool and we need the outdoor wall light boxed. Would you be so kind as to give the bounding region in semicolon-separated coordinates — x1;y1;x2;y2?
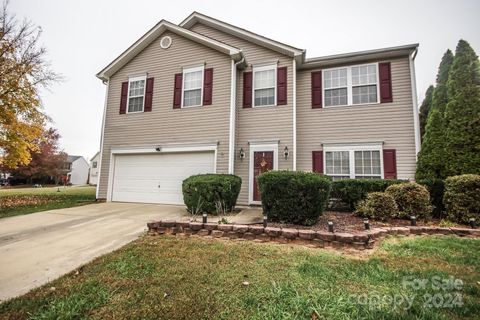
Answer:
328;221;334;233
364;218;370;230
284;146;289;159
410;216;417;226
239;148;245;160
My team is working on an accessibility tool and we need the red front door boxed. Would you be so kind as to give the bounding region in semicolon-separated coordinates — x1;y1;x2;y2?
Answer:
253;151;274;201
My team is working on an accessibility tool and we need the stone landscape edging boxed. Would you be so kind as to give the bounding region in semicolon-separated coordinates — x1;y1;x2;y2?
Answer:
146;220;480;250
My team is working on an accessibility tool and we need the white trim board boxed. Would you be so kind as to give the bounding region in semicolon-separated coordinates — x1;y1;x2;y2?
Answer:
248;143;278;205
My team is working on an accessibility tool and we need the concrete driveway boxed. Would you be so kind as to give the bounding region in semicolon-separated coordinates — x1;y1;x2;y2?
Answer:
0;202;187;301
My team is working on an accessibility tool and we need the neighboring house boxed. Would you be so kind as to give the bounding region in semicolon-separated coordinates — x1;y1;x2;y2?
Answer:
95;12;420;206
63;155;89;185
89;152;100;185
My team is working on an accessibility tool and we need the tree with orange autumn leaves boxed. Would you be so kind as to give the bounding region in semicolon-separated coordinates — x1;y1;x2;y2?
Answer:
0;1;60;169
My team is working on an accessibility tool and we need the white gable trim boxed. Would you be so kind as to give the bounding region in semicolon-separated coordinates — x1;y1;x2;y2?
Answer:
96;20;242;81
180;12;305;59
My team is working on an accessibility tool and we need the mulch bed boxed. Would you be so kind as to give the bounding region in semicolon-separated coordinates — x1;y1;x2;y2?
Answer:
267;211;465;233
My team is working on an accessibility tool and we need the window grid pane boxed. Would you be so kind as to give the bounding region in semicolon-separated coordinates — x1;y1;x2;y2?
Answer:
324;68;347;89
352;85;377;104
325;151;350;178
254;69;275;89
325;88;348;107
352;65;377;86
183;89;202;107
128;79;145;112
184;70;203;90
354;150;381;178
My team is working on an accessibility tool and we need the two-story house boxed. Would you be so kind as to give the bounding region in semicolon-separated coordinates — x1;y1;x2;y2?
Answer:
95;12;420;205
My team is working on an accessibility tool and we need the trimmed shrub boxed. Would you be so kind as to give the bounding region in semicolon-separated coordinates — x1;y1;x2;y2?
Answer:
182;174;241;214
418;178;445;218
330;179;405;211
258;170;332;226
354;192;398;221
444;174;480;224
385;182;432;219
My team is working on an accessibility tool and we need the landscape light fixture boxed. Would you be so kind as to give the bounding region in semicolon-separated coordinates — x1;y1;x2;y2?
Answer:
202;213;207;224
469;218;476;229
328;221;334;233
410;216;417;226
364;218;370;230
263;215;268;228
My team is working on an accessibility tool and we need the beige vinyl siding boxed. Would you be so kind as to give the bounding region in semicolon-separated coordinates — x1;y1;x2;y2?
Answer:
98;31;232;199
191;23;294;204
296;57;416;179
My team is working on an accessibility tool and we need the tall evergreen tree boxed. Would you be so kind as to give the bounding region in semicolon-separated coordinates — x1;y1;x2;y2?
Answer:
416;50;454;179
419;85;434;139
444;40;480;176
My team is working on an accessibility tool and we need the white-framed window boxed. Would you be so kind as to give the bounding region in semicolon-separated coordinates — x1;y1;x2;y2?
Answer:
182;66;204;107
92;161;97;169
324;145;383;180
325;150;350;180
324;68;348;107
323;63;379;107
127;76;146;113
253;65;276;107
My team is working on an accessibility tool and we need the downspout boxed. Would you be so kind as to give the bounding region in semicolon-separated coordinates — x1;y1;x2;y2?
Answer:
292;58;297;171
228;56;245;174
409;49;421;159
96;79;109;199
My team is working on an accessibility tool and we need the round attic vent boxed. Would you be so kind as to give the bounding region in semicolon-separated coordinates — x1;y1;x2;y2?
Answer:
160;36;172;49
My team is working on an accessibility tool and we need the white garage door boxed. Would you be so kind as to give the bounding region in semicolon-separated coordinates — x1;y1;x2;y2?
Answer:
111;151;215;204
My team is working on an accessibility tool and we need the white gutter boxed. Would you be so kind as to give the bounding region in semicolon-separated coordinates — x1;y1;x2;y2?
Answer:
292;58;297;170
228;56;246;174
409;49;421;159
96;79;109;199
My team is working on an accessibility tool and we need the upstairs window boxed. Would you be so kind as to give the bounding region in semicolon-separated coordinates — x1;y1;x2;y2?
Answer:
253;65;276;107
127;76;146;113
92;161;97;169
182;66;204;107
352;65;378;104
323;63;379;107
324;68;347;107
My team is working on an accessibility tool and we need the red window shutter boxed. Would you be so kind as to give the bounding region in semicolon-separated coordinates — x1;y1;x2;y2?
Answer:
243;71;252;108
144;77;154;112
173;73;182;109
379;62;393;103
277;66;287;105
311;71;322;108
312;151;324;173
120;81;128;114
203;68;213;106
383;149;397;179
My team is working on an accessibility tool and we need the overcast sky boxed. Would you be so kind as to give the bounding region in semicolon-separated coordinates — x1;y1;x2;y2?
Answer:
10;0;480;160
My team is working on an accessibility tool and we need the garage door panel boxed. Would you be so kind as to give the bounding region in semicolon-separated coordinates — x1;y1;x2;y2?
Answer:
111;151;214;204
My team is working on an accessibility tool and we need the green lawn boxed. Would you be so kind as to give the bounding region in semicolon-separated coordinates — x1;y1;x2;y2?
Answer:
0;186;97;219
0;235;478;319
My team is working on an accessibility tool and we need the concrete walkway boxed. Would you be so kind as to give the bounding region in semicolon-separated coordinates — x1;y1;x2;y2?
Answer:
0;202;187;301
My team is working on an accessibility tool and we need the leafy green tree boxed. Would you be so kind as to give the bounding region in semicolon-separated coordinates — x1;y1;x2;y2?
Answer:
444;40;480;176
419;85;434;139
416;50;454;179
